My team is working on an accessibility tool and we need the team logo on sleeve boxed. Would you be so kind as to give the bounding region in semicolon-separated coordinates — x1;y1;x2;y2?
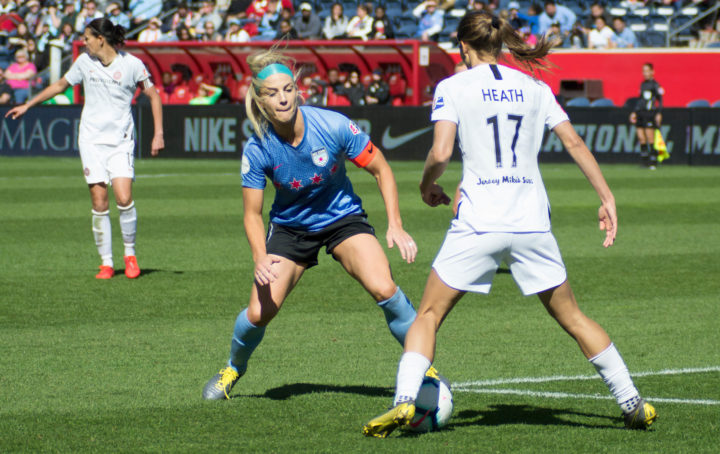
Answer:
311;148;329;167
349;122;361;135
433;96;444;111
241;154;251;174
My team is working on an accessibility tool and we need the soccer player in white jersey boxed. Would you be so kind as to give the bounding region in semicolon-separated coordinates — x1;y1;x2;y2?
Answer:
6;18;164;279
201;47;424;400
363;11;657;437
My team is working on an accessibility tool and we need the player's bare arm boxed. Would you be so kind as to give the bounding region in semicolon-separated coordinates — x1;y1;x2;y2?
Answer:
242;187;280;285
142;84;164;156
554;121;617;248
5;78;70;119
362;145;417;263
420;120;455;207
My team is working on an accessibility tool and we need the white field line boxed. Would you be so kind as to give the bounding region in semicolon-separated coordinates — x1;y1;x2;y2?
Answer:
454;366;720;388
453;388;720;406
0;172;237;181
453;366;720;406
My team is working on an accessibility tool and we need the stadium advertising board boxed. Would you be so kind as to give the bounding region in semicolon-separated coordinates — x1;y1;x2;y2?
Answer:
3;105;719;165
0;106;82;157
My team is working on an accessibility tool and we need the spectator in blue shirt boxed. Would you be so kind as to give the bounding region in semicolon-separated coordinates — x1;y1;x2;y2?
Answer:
106;2;131;30
611;17;638;48
413;0;444;41
537;0;576;36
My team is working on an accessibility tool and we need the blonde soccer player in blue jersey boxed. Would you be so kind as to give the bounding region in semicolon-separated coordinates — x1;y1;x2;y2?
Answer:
6;18;164;279
363;11;657;437
201;47;426;400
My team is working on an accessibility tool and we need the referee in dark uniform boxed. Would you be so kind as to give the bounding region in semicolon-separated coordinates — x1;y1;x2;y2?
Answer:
629;63;663;169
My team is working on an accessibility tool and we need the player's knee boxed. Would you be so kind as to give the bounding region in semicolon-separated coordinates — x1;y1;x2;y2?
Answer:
116;197;134;208
246;304;279;327
372;281;399;302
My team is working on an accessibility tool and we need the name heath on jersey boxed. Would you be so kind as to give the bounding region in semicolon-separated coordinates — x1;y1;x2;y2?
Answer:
482;89;524;103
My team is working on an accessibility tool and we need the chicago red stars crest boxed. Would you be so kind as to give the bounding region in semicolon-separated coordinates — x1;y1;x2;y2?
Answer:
311;148;329;167
113;71;122;80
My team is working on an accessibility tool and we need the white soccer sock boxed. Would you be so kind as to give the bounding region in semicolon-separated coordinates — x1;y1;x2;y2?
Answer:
393;351;431;406
91;209;113;268
117;201;137;257
589;343;640;413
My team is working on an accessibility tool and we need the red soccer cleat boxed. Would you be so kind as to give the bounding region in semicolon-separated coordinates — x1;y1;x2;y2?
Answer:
124;256;141;279
95;265;115;279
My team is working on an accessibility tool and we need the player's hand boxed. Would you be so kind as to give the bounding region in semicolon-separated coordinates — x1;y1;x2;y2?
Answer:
598;201;617;248
420;183;451;208
5;104;28;119
386;226;417;264
629;112;637;124
254;254;281;286
151;133;164;156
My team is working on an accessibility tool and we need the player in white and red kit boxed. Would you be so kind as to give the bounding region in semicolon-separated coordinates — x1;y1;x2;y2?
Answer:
6;18;164;279
364;11;656;437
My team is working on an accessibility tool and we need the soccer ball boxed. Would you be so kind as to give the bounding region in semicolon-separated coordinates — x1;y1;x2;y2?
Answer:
405;374;454;433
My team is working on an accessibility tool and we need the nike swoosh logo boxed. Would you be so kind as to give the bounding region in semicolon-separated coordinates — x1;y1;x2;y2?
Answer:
381;126;433;150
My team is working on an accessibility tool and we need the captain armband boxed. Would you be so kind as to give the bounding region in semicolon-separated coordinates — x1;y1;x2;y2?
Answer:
141;79;154;89
350;141;379;168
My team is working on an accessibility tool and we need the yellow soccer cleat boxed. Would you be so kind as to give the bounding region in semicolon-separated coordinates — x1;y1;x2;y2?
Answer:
624;399;657;430
363;401;416;438
202;366;241;400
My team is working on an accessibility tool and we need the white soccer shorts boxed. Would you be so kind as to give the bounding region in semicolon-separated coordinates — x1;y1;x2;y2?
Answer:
432;220;567;296
79;140;135;185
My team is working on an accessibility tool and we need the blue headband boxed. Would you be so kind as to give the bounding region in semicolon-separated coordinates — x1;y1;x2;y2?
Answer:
256;63;294;81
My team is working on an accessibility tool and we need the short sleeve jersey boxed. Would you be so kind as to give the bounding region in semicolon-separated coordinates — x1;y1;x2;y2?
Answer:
636;79;663;112
431;63;569;232
64;51;151;145
241;106;373;231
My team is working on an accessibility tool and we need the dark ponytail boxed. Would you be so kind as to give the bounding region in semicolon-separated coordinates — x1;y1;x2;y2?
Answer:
457;11;556;77
86;18;126;48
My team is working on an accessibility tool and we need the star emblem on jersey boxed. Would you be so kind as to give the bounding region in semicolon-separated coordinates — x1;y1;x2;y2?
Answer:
310;173;323;184
311;148;329;167
290;178;303;190
330;164;338;174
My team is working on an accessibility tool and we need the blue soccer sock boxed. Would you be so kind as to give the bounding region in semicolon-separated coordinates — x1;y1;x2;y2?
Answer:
228;309;266;375
377;287;416;346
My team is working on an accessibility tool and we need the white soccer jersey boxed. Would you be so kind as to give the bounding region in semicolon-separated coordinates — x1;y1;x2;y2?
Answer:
64;51;151;146
431;63;569;232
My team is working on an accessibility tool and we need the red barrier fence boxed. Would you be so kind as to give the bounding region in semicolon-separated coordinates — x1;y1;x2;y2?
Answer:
72;41;720;108
447;49;720;108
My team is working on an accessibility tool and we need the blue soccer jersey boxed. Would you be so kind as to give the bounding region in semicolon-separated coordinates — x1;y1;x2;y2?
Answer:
241;106;377;231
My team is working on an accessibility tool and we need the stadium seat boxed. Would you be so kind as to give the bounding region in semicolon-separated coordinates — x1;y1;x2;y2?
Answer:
655;6;674;16
384;3;403;18
707;41;720;48
566;97;590;107
686;99;710;108
712;100;720;108
624;97;639;108
641;30;666;47
590;98;615;107
443;16;460;32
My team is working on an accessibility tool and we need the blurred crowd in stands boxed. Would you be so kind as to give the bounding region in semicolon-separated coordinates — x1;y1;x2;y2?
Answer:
0;0;718;106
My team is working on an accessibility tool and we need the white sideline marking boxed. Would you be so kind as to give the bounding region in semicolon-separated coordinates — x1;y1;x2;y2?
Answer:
453;388;720;406
136;173;236;179
453;366;720;406
454;366;720;387
0;172;236;181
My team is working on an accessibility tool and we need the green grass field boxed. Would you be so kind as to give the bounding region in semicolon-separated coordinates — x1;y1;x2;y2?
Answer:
1;157;718;453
